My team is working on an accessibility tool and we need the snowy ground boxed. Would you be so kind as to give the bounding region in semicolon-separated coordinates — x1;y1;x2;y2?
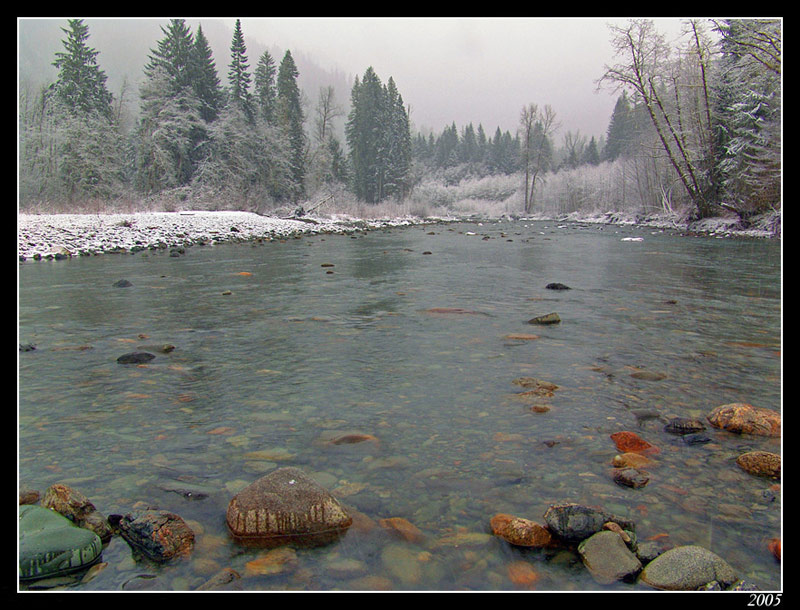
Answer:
16;210;427;261
17;208;780;262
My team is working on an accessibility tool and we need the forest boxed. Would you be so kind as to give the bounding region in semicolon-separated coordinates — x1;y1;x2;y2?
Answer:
18;18;781;228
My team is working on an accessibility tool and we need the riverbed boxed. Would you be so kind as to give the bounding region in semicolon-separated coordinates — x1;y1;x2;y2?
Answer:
18;218;782;591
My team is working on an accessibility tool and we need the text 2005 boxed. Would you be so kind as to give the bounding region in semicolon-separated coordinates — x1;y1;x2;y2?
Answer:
747;594;781;606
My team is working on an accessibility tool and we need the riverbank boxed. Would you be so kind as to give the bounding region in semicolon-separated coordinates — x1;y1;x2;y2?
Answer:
16;210;438;262
17;208;780;262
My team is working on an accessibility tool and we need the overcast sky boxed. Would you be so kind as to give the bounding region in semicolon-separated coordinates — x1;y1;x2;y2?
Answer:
223;17;689;139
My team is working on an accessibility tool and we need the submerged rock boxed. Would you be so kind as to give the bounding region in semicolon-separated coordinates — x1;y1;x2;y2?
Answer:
19;505;103;582
543;502;635;543
226;467;352;547
736;451;781;478
639;545;737;590
663;417;706;435
114;509;195;562
706;403;780;437
578;530;642;585
116;351;155;364
490;513;553;548
612;467;650;489
545;283;571;290
41;483;112;543
528;312;561;325
610;431;660;455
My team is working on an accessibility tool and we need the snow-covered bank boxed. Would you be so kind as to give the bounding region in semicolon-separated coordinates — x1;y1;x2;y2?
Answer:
537;209;782;239
17;210;440;261
17;207;780;262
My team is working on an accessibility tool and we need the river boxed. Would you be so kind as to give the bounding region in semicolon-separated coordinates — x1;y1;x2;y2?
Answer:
18;219;782;591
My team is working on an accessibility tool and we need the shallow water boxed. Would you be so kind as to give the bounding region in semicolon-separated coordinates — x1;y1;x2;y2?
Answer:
18;220;782;591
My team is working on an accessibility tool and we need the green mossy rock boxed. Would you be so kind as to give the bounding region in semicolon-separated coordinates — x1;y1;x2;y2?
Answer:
19;505;103;582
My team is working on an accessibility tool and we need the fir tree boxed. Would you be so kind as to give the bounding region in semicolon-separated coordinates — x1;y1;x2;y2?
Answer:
603;91;635;161
276;50;306;200
227;19;252;117
254;50;278;124
144;19;195;93
50;18;113;119
190;24;223;123
346;68;387;203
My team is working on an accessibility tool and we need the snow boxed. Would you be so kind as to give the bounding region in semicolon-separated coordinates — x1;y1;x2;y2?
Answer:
16;210;426;261
17;207;780;262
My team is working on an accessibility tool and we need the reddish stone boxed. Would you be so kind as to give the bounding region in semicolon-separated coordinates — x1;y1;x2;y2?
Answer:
610;431;660;455
379;517;424;543
490;514;553;548
507;561;540;589
768;538;781;561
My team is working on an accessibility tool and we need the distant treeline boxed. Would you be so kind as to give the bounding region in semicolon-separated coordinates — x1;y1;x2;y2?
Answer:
19;18;780;222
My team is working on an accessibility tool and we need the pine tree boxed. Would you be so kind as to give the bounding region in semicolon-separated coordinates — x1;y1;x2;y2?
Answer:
254;50;277;124
144;19;195;92
276;50;306;200
190;24;223;123
135;19;208;194
713;18;781;216
582;136;601;166
603;91;635;161
227;19;252;117
50;19;113;119
382;77;412;199
346;68;385;202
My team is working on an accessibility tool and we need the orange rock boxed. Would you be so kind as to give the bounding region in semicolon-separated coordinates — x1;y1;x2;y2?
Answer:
610;431;660;455
507;561;539;589
768;538;781;561
490;514;553;548
245;547;298;575
612;452;653;469
379;517;424;543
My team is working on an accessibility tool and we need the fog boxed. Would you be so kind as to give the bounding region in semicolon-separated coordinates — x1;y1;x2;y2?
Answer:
221;17;689;137
18;16;689;138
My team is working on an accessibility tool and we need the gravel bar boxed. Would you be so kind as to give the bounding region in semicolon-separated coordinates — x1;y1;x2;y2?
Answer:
18;211;424;261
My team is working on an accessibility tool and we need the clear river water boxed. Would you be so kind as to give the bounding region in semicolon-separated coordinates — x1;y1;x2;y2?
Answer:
18;219;782;591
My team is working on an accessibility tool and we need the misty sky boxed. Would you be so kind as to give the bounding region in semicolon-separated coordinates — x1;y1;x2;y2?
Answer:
223;17;689;139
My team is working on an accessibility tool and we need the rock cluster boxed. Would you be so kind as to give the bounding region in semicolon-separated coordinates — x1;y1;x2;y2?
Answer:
490;501;757;590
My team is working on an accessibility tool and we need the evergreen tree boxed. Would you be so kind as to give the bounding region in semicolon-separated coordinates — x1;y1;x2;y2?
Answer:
144;19;195;92
276;50;306;200
382;77;412;199
227;19;252;117
582;136;601;166
603;91;635;161
254;50;278;124
190;24;223;123
713;18;781;215
434;123;459;169
346;68;386;203
50;18;113;118
135;19;208;194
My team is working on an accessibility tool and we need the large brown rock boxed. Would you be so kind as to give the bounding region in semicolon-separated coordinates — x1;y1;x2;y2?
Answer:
706;403;780;437
226;467;352;547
